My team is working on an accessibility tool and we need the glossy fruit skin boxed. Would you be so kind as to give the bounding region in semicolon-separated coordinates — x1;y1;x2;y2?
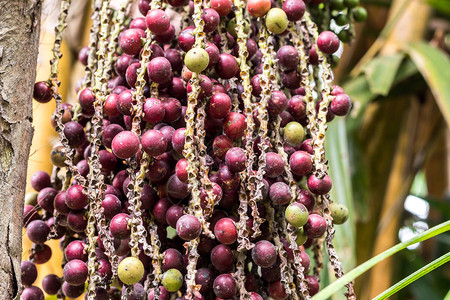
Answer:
175;159;188;183
67;210;87;233
23;205;38;227
304;213;327;238
330;93;352;116
26;220;50;244
101;194;122;220
289;150;312;176
33;81;52;103
148;57;173;84
42;274;61;295
223;112;246;140
214;217;238;245
162;248;184;272
285;202;309;227
34;244;52;264
269;182;292;205
265;152;285;178
63;121;85;147
110;213;131;239
162;97;182;123
50;145;66;168
30;170;51;191
62;282;84;298
251;292;264;300
265;8;289;34
247;0;271;17
282;0;306;21
353;6;368;22
66;184;88;210
208;92;232;119
65;240;87;262
211;244;234;272
21;261;38;287
251;240;277;267
202;8;220;32
63;259;88;286
211;0;233;16
329;202;349;224
307;173;332;195
185;48;210;73
276;45;299;71
111;131;140;159
118;257;145;285
268;280;288;299
215;53;239;79
195;268;214;293
141;129;168;156
213;135;233;159
317;31;340;55
119;29;143;56
161;269;183;292
213;274;237;298
268;91;288;116
102;124;124;149
306;275;320;295
224;147;246;173
165;204;184;228
167;174;190;199
146;9;170;34
283;121;305;147
21;286;45;300
176;215;202;241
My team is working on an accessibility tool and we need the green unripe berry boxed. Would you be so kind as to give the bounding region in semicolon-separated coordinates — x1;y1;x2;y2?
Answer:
50;145;66;168
285;203;309;228
331;0;345;10
295;228;307;246
338;30;351;43
344;0;359;8
330;55;340;68
227;18;250;38
283;121;305;147
184;48;209;73
329;203;349;225
25;192;38;206
118;257;145;285
161;269;183;292
265;8;289;35
353;7;368;22
334;14;349;26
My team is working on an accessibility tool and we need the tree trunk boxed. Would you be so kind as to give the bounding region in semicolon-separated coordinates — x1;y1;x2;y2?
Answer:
0;0;41;298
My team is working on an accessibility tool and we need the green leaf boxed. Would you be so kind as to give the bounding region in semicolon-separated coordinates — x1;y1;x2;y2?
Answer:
373;252;450;300
444;288;450;300
427;0;450;17
364;54;404;96
393;58;418;84
311;220;450;300
405;42;450;126
325;118;357;300
342;76;375;110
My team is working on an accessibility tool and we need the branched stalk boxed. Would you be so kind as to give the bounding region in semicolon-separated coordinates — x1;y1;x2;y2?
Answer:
183;0;208;298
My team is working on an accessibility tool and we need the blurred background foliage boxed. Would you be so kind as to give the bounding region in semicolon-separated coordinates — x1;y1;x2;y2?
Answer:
24;0;450;299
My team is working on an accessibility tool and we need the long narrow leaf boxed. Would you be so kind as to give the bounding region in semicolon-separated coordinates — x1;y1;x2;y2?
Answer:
405;42;450;126
311;220;450;300
444;288;450;300
373;252;450;300
364;53;404;96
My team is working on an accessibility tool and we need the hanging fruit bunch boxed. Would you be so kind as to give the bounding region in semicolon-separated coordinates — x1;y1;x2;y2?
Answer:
24;0;366;299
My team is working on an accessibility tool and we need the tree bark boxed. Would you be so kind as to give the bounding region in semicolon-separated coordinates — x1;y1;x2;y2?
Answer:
0;0;41;298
